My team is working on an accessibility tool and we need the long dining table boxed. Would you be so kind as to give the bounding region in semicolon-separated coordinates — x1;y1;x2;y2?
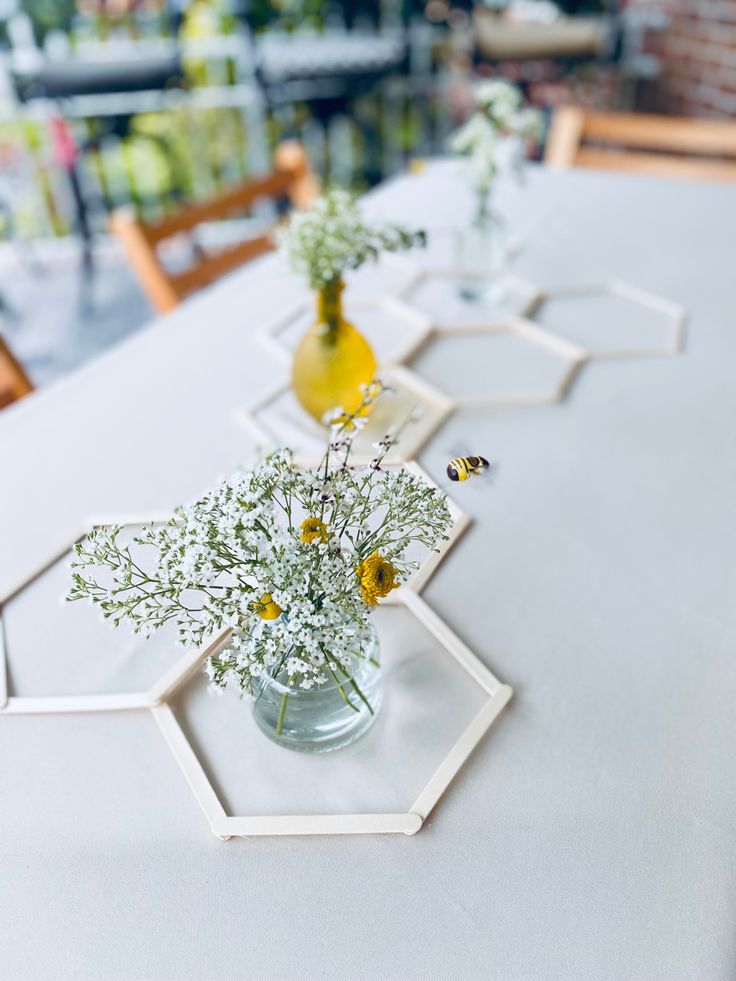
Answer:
1;160;735;981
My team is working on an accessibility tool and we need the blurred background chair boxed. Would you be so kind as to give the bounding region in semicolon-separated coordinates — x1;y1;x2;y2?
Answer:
10;51;186;296
110;141;317;313
1;0;734;390
0;335;33;409
545;106;736;183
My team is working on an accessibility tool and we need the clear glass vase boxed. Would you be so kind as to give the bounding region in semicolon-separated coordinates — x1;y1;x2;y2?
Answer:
251;624;382;753
454;210;508;303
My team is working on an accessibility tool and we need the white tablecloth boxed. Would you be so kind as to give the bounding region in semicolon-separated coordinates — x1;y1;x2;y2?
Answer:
1;162;735;981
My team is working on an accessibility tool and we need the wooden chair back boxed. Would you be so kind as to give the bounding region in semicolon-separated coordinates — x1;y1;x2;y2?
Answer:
545;106;736;183
111;141;318;314
0;336;33;410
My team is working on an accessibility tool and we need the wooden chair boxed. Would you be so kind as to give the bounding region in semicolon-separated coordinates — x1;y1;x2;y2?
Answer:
0;336;33;410
111;141;318;314
545;106;736;183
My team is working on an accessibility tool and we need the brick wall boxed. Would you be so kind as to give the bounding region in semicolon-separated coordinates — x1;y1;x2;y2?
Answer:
631;0;736;116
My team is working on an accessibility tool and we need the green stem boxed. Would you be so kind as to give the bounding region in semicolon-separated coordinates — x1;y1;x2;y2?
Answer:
326;662;360;713
475;184;492;227
333;659;375;716
316;277;344;334
349;677;375;716
276;692;289;736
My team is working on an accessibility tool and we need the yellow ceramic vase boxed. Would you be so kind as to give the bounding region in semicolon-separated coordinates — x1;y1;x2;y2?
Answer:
292;278;377;422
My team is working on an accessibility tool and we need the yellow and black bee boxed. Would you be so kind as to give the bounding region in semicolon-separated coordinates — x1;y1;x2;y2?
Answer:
447;455;490;482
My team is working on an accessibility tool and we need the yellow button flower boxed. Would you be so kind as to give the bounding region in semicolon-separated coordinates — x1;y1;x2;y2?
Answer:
300;517;329;544
252;593;282;620
355;552;400;606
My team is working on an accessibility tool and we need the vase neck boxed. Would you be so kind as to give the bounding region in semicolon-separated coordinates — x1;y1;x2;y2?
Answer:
316;278;345;332
475;186;493;227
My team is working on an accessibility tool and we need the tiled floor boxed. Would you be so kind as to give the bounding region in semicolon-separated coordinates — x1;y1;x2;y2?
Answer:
0;240;152;388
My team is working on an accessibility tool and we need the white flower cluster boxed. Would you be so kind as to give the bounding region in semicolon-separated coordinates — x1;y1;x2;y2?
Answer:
450;78;544;201
69;409;451;699
279;188;425;290
474;79;544;143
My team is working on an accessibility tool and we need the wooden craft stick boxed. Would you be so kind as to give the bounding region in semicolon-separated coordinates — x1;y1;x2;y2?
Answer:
436;319;513;336
85;512;173;529
257;329;293;365
151;703;227;825
257;300;309;365
400;590;504;695
244;380;291;418
511;316;587;362
1;691;151;714
376;296;435;363
378;294;431;331
401;460;472;593
395;327;436;364
210;811;423;838
386;364;455;413
538;283;607;299
556;358;586;399
236;405;281;449
523;292;544;318
608;279;685;318
0;614;7;709
147;628;232;704
410;685;512;821
402;459;436;484
457;390;560;410
672;311;688;353
517;286;544;319
408;508;472;593
0;528;88;606
590;345;680;361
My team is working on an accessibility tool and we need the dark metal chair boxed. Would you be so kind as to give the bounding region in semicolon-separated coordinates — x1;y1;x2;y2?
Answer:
11;54;185;304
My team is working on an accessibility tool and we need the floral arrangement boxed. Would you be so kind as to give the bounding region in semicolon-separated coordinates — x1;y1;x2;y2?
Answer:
450;79;543;223
68;386;451;721
279;188;425;291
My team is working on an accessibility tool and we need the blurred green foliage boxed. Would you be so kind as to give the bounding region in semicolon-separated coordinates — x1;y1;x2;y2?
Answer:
1;0;447;237
19;0;77;42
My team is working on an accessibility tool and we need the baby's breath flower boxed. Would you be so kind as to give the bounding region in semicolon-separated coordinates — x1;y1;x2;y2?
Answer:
474;79;523;122
68;388;453;698
279;188;425;290
450;78;543;214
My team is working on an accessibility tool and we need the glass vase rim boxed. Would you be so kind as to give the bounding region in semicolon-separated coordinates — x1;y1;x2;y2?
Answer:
254;622;379;697
256;655;380;697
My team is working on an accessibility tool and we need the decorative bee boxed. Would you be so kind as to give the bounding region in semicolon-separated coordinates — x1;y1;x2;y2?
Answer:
447;455;490;482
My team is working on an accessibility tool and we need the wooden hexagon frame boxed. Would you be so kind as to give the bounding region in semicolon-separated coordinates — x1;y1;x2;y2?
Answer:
0;463;470;717
525;280;687;361
257;294;433;369
0;252;687;838
236;364;455;466
393;274;685;408
152;589;512;839
397;268;542;333
0;477;507;839
407;315;588;411
246;272;685;431
0;514;230;716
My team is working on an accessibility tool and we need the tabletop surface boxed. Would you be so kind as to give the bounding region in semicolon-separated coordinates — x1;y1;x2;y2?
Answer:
1;161;735;981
